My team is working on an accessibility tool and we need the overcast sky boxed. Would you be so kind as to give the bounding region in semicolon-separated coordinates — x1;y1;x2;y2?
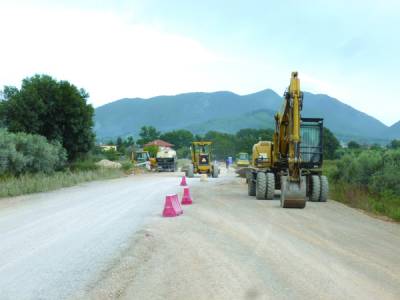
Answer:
0;0;399;126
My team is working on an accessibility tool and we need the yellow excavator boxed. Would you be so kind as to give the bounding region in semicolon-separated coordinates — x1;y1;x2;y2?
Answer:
247;72;328;208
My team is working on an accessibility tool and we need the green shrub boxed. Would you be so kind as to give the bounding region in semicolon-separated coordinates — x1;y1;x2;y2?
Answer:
69;159;99;171
329;148;400;221
0;129;67;176
103;148;120;161
121;161;134;172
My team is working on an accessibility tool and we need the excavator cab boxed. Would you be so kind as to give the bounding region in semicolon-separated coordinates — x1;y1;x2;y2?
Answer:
300;118;323;169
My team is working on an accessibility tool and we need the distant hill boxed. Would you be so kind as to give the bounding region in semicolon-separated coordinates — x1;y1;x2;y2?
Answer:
386;121;400;139
94;89;395;143
186;109;276;134
94;89;280;139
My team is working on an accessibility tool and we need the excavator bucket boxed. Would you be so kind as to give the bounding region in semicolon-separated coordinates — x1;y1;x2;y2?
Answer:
280;176;307;208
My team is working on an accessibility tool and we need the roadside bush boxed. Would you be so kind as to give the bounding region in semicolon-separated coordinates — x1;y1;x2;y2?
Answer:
69;159;99;172
121;161;134;173
102;148;120;161
0;129;67;176
330;148;400;221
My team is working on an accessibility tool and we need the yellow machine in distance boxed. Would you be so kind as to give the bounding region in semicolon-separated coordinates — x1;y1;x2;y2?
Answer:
184;141;219;178
236;152;250;167
248;72;329;208
251;141;272;169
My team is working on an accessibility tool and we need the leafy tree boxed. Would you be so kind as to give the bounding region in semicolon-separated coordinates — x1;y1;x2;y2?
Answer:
0;75;94;160
124;136;135;147
389;139;400;149
144;145;159;158
235;128;274;154
370;143;382;151
137;126;160;146
323;127;340;159
160;129;193;149
116;137;125;153
204;131;236;159
348;140;361;149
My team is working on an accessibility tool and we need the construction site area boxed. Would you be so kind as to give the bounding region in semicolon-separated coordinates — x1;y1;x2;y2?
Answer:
1;72;400;300
1;168;399;299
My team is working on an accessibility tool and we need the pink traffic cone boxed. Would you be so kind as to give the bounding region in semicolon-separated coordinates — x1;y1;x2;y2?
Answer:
180;176;187;186
181;187;193;205
162;195;178;217
173;194;183;215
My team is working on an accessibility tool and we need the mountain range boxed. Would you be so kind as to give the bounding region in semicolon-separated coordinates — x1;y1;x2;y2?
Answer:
94;89;399;143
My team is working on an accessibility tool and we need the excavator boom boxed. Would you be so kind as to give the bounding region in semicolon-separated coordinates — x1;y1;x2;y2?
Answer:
275;72;306;208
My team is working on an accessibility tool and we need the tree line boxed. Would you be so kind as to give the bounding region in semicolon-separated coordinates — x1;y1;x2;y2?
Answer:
107;125;343;161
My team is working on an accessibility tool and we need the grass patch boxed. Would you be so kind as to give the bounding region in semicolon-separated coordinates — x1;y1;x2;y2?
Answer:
325;160;400;222
0;168;124;198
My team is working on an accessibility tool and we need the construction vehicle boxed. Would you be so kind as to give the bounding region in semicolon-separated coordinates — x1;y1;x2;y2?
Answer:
156;147;177;172
247;72;328;208
183;141;219;178
236;152;250;167
131;150;152;169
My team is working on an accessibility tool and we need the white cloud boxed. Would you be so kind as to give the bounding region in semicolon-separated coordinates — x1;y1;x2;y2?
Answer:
0;6;221;106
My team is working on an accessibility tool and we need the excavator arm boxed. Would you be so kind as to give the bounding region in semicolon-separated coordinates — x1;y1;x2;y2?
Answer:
273;72;306;208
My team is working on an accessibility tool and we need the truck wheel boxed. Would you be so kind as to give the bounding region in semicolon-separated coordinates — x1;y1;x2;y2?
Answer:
212;166;219;178
187;164;194;178
248;173;256;196
266;173;275;200
319;175;329;202
256;172;267;200
309;175;321;202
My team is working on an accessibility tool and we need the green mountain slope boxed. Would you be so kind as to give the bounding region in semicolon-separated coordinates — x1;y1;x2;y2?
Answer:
386;121;400;139
94;89;280;139
186;109;276;134
94;89;391;142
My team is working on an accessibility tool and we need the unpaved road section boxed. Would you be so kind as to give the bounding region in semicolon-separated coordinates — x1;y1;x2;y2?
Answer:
0;173;190;300
84;170;400;300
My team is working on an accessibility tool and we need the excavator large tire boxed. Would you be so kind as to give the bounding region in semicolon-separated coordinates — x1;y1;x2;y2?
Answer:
266;173;275;200
187;164;194;178
309;175;321;202
248;178;256;196
319;175;329;202
256;172;267;200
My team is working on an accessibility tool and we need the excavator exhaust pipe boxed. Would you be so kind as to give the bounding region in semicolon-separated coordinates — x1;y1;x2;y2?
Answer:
280;176;307;208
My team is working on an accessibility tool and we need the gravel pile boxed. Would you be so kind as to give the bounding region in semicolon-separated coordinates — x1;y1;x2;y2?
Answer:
95;159;122;169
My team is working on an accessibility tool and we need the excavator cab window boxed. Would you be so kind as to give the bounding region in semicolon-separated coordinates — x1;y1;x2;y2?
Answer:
300;118;323;168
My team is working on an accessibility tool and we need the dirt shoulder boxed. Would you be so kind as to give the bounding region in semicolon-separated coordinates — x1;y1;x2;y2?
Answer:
81;173;400;300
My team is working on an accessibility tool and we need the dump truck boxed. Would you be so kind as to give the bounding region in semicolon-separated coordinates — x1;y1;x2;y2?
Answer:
183;141;219;178
156;147;177;172
247;72;328;208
